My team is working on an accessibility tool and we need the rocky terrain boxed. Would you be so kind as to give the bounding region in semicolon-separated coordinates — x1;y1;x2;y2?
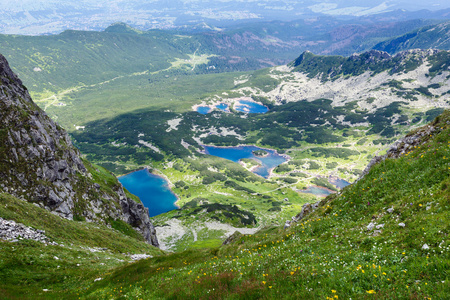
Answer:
374;21;450;54
0;217;50;243
226;49;449;114
0;54;158;246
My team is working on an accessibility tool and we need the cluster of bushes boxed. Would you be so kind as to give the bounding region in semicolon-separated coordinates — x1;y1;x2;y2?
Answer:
184;203;257;226
311;177;338;191
224;180;255;194
274;164;291;173
310;147;359;159
202;171;227;184
307;161;321;170
282;177;298;184
326;162;338;169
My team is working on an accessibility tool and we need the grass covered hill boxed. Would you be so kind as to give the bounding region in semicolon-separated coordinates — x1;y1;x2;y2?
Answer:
42;111;447;299
0;192;163;299
374;21;450;54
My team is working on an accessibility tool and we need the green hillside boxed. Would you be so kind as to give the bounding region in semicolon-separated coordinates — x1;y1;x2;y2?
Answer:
0;192;163;299
0;19;439;132
5;110;445;299
374;21;450;54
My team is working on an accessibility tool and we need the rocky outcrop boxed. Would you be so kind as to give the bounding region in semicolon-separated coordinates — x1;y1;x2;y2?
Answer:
0;54;158;247
0;217;50;243
358;123;438;181
284;201;321;228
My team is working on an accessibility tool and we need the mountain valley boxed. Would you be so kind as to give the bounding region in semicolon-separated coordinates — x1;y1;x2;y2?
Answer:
0;9;449;299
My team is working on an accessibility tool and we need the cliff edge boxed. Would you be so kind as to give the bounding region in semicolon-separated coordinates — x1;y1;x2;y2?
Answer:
0;54;158;247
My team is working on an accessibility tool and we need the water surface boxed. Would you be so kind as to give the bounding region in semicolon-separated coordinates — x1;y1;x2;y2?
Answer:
215;103;229;111
196;106;211;114
300;186;333;197
234;100;269;114
203;145;286;178
329;177;351;189
119;169;178;217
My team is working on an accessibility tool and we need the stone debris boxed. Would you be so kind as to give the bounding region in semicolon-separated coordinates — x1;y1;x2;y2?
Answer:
129;254;152;261
373;230;382;237
284;220;291;229
376;224;385;229
0;217;50;243
359;124;438;181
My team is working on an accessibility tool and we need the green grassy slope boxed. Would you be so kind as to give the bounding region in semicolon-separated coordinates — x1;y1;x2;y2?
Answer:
0;29;187;94
70;111;449;299
374;21;450;54
0;19;439;132
0;192;163;299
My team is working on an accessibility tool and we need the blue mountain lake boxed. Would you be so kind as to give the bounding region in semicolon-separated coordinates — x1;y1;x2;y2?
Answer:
196;106;211;114
234;100;269;114
301;186;334;197
118;169;178;217
215;103;229;111
329;177;351;189
203;145;287;178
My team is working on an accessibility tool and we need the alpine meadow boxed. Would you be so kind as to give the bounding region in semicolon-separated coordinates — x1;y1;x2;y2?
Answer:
0;1;449;299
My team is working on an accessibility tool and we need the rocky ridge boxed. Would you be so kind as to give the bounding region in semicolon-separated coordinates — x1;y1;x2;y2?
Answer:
359;120;441;180
0;54;158;247
284;111;447;230
225;49;449;116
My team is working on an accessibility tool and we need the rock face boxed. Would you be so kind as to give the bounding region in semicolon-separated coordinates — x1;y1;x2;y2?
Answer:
284;201;321;228
0;54;158;247
358;123;437;181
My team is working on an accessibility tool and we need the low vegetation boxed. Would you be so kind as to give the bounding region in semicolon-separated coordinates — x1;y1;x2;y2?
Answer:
4;110;445;299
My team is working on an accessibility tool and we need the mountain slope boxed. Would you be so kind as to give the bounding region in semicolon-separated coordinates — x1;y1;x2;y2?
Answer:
0;192;163;298
0;53;158;246
70;48;450;252
373;21;450;54
70;110;450;299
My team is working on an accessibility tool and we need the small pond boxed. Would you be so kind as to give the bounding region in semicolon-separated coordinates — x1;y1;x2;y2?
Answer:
215;103;229;111
202;145;286;178
118;168;178;217
300;186;334;197
234;100;269;114
196;106;212;115
329;177;351;189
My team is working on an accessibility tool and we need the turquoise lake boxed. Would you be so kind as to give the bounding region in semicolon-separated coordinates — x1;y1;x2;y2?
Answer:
203;145;286;178
329;177;351;189
196;106;211;114
196;100;268;114
301;186;334;197
234;100;269;114
215;103;229;111
118;169;178;217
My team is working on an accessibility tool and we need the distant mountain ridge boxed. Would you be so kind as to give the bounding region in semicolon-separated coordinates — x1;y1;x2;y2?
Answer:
289;48;447;80
373;21;450;53
0;54;158;246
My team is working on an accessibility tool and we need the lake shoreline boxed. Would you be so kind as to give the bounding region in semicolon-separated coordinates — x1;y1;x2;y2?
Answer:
298;185;336;197
118;168;180;215
200;143;290;179
192;97;268;114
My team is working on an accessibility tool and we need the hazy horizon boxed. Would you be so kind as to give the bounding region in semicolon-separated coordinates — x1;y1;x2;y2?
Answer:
1;0;449;35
